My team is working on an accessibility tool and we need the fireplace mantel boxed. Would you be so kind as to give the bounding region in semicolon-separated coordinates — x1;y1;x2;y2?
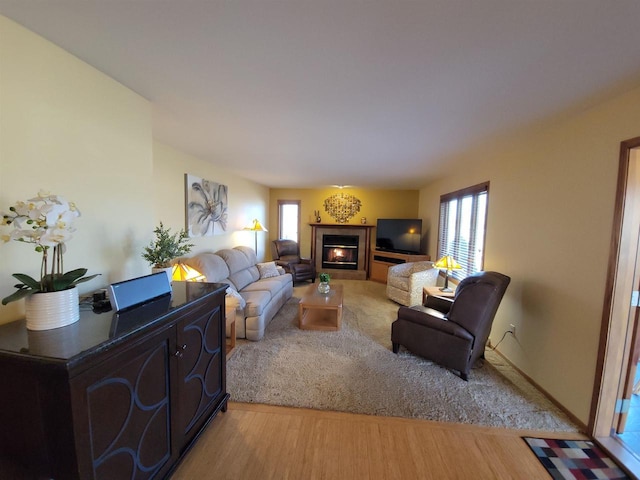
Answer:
310;223;375;228
309;224;375;280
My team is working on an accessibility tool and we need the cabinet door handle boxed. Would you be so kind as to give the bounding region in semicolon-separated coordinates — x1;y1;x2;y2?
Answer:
173;344;187;357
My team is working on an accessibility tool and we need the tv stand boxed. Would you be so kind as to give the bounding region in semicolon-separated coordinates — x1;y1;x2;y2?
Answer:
369;249;430;283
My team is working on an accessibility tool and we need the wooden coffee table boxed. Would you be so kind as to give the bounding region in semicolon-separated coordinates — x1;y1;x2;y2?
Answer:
298;284;343;331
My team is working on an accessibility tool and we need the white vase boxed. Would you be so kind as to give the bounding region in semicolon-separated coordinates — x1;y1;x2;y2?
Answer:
25;287;80;331
318;282;330;294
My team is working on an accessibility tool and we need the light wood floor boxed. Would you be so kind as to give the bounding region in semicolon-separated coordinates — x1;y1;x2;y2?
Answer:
171;402;587;479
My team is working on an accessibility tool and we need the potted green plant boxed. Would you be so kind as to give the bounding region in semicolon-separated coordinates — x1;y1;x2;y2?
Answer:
142;222;194;282
1;190;99;330
318;272;331;294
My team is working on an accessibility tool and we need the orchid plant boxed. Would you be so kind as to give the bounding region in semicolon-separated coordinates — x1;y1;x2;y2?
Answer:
1;190;99;305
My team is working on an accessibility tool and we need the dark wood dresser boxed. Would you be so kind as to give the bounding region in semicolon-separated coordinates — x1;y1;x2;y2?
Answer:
0;281;229;480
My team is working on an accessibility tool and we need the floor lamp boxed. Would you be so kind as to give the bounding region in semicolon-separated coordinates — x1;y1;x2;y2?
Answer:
244;219;268;255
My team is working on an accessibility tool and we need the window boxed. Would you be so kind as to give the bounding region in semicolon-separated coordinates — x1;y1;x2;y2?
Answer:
278;200;300;243
437;182;489;280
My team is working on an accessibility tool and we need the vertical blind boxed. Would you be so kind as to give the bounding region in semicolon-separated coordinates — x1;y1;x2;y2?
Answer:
437;182;489;280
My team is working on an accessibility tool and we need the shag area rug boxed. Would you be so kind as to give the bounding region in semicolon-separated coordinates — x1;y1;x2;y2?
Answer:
227;280;579;431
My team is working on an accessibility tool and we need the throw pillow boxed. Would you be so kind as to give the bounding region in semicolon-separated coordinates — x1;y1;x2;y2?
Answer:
225;287;246;309
257;261;280;279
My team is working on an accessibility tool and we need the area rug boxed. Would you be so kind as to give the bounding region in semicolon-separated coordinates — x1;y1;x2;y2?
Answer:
227;280;579;431
523;437;630;479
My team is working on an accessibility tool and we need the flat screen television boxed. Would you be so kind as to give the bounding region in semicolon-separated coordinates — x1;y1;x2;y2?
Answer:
375;218;423;255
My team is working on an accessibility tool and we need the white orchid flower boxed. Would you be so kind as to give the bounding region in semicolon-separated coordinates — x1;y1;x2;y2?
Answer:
28;204;43;220
45;204;77;229
68;201;80;214
27;191;55;203
11;201;30;216
10;216;28;229
40;228;73;246
13;227;42;241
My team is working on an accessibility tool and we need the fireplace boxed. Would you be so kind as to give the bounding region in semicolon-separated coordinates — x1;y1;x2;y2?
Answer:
310;224;375;280
322;235;359;270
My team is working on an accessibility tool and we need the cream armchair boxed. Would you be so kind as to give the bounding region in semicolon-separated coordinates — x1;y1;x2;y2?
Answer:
386;261;439;306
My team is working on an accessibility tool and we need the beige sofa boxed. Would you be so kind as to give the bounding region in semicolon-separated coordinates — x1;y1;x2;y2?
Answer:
176;246;293;341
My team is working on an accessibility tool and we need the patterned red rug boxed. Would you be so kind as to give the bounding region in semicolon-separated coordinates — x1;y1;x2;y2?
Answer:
523;437;630;479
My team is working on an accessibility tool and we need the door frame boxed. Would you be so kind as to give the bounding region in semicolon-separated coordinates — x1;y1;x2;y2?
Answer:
590;136;640;475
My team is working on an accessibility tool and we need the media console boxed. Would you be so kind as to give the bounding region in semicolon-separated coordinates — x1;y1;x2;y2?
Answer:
369;249;431;283
0;281;228;480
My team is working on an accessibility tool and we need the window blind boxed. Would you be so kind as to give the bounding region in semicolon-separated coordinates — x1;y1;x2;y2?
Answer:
437;182;489;280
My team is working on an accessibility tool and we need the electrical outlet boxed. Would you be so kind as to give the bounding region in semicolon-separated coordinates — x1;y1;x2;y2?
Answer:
509;323;516;336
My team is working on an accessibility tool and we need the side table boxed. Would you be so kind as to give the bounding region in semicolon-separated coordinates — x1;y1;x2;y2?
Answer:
225;305;237;360
423;286;456;304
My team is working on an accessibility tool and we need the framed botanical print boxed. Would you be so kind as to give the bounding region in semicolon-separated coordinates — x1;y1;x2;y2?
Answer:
185;174;228;237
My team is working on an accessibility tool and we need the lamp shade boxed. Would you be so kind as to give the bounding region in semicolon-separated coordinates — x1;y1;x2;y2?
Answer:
244;219;268;232
244;219;268;255
434;255;462;271
172;263;206;282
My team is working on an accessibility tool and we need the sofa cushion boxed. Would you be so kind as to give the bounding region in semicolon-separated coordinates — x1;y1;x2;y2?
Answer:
176;252;230;283
240;290;271;317
242;276;289;297
216;248;251;273
216;248;260;290
234;245;258;264
260;273;292;291
229;269;258;291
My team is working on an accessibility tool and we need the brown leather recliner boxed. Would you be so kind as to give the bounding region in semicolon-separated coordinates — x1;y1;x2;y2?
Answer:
391;271;511;380
271;239;316;284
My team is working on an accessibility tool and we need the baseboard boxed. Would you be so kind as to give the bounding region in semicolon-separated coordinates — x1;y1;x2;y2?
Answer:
491;347;588;433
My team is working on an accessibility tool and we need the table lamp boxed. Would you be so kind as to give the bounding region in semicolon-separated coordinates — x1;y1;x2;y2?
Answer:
172;263;206;282
434;255;462;292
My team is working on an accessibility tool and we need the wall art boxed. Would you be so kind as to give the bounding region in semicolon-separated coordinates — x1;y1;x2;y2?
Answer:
323;192;362;223
185;174;228;237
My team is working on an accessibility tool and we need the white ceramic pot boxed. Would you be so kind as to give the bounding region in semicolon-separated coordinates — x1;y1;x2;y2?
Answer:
25;287;80;331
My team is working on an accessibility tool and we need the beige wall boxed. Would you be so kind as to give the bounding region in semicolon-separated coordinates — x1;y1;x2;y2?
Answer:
419;85;640;424
153;141;270;258
0;16;154;323
0;17;270;324
268;188;421;259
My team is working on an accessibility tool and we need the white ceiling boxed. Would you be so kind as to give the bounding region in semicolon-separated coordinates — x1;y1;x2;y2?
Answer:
2;1;640;189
